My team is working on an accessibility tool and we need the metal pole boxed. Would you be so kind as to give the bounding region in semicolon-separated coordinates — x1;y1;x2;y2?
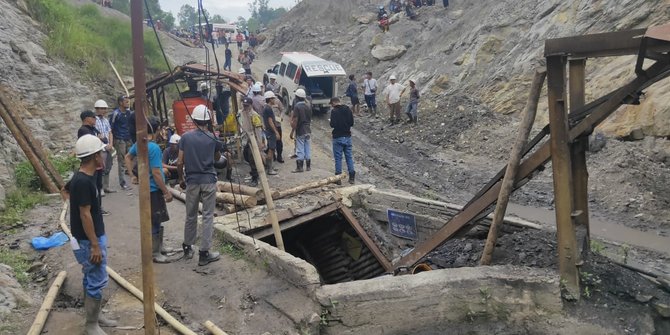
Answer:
130;0;158;333
568;59;591;262
546;56;580;299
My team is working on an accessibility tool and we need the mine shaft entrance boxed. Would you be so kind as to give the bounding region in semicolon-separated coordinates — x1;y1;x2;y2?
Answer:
256;204;392;284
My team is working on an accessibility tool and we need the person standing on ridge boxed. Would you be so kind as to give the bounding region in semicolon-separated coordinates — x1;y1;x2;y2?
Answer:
177;105;222;266
405;79;420;124
345;74;361;117
224;45;232;72
382;74;405;125
291;88;312;173
362;72;378;117
329;97;356;184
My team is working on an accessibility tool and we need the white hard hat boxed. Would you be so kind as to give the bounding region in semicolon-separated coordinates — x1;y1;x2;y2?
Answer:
389;75;397;80
264;91;276;99
238;68;246;74
191;104;211;121
200;82;210;90
94;99;108;108
269;73;277;80
295;88;306;98
169;134;181;144
75;134;105;158
252;83;262;92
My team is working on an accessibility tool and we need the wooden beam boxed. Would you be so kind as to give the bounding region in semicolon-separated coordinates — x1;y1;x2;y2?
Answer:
338;205;393;273
276;175;347;199
480;68;546;265
216;192;257;207
569;59;591;262
547;56;580;299
251;202;340;239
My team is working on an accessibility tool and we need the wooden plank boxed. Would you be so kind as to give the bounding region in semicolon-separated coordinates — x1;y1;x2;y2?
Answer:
338;205;393;273
276;175;347;199
547;56;579;298
252;202;340;239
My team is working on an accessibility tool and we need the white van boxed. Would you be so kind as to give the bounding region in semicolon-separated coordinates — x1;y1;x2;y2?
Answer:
263;52;347;113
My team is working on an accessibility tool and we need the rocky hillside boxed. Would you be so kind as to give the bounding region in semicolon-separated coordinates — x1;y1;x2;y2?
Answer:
260;0;670;138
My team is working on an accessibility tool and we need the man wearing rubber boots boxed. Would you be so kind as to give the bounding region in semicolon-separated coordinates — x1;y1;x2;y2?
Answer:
291;88;312;172
68;135;113;335
177;105;222;266
124;116;173;263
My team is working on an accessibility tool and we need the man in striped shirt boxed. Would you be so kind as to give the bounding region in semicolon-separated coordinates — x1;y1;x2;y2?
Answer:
94;100;116;194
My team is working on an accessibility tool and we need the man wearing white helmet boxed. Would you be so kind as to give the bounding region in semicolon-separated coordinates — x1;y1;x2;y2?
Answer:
265;73;280;95
67;134;110;335
262;91;281;175
239;97;265;186
94;100;116;194
251;82;265;114
290;88;312;172
162;134;181;185
177;104;222;266
382;74;406;125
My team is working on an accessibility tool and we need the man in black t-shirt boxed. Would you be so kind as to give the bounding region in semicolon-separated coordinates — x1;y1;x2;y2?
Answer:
67;134;109;334
262;91;280;175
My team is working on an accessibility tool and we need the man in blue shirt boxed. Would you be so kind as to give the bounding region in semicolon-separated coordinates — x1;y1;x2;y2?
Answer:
177;105;223;266
125;116;173;263
110;96;133;190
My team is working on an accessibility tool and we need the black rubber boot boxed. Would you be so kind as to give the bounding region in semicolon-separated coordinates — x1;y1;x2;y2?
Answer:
292;160;304;173
225;168;232;181
349;171;356;185
198;250;221;266
306;159;311;171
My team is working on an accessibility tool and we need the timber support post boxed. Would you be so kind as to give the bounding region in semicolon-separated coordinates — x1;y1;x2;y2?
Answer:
546;55;580;299
568;58;591;262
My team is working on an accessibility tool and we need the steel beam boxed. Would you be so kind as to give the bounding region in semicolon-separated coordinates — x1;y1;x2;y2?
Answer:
569;59;590;262
544;28;669;58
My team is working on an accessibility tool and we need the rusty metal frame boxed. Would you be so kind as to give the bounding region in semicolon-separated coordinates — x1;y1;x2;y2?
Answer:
394;24;670;273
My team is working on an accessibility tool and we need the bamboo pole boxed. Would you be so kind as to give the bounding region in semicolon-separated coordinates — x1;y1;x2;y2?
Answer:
57;203;196;335
480;69;546;265
203;320;230;335
216;192;257;207
0;87;65;189
276;174;347;199
241;111;285;250
0;102;59;193
26;271;67;335
107;267;198;335
109;60;130;97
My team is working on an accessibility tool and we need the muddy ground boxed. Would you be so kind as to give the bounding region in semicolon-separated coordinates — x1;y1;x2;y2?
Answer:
2;16;670;335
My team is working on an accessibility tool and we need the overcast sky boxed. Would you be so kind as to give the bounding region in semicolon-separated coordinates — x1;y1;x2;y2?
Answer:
159;0;297;22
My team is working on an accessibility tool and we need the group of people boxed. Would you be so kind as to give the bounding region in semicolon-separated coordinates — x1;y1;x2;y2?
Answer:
377;0;448;31
345;71;420;125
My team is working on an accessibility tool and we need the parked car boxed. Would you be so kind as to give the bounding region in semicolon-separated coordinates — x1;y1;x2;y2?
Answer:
263;52;347;113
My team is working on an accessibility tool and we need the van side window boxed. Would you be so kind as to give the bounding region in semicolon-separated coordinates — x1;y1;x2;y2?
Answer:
272;64;280;74
286;62;298;80
279;63;287;76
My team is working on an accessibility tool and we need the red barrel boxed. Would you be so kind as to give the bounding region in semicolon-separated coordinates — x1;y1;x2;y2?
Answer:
172;97;212;135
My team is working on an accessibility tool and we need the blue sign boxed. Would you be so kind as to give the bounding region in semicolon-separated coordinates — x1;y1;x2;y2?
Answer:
387;209;418;240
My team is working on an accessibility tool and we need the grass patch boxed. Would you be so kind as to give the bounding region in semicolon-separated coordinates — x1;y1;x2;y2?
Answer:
15;155;78;190
25;0;166;79
0;188;47;229
219;242;246;260
0;248;31;285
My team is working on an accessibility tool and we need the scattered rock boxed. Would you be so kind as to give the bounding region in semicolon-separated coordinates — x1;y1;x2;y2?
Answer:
371;45;407;61
653;302;670;318
634;294;653;303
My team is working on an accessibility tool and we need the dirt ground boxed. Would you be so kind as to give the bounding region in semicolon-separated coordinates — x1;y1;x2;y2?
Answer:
3;17;670;335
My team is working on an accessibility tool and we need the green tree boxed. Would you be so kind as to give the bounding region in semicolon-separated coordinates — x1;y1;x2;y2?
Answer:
211;14;226;24
143;0;161;18
178;4;197;28
236;16;247;31
157;12;175;31
248;0;288;29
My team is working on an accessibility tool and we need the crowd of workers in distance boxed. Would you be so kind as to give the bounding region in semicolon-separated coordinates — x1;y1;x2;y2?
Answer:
377;0;449;31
